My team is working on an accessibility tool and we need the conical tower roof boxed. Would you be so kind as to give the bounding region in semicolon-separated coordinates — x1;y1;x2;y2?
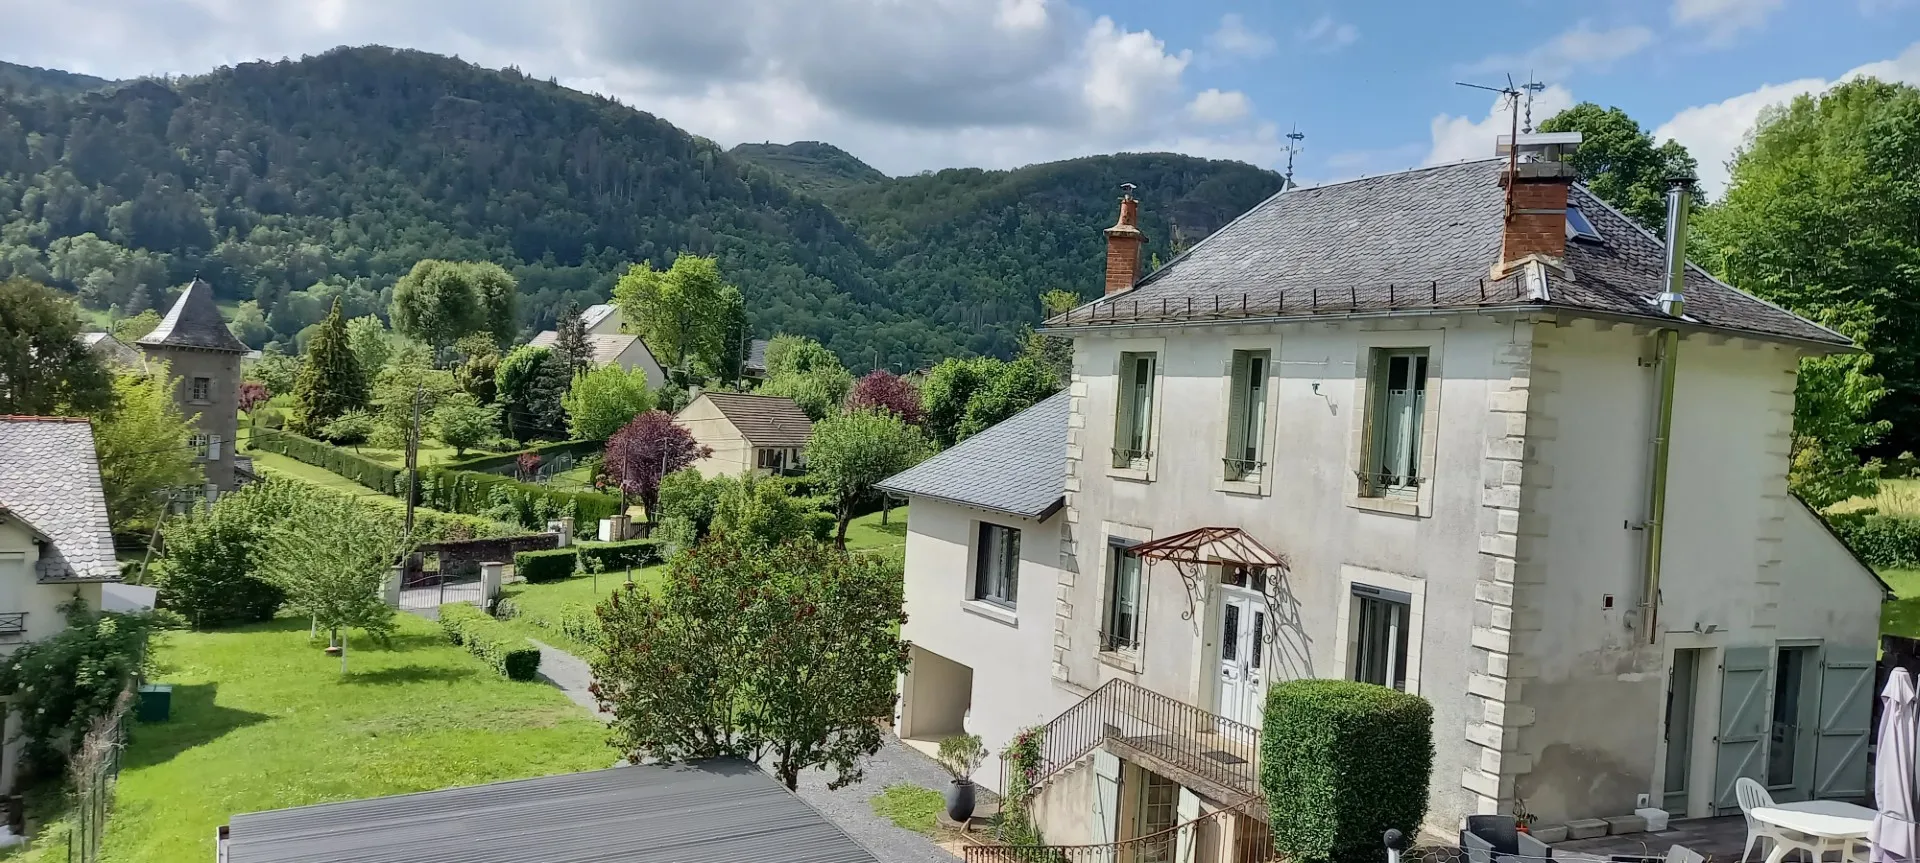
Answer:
137;278;248;353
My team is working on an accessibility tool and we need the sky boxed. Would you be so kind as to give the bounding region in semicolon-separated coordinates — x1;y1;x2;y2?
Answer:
1;0;1917;197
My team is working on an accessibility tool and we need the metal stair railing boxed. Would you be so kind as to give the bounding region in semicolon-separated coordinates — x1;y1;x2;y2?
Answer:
1029;679;1263;802
964;797;1273;863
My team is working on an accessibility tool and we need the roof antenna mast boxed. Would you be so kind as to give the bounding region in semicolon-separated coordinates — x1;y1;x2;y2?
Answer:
1521;73;1547;134
1282;125;1305;189
1454;75;1524;219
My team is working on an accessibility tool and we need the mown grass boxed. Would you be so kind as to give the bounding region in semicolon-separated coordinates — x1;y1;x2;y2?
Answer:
870;784;945;836
55;615;613;863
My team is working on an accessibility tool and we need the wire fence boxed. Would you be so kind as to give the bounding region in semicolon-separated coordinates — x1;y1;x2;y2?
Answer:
67;689;134;863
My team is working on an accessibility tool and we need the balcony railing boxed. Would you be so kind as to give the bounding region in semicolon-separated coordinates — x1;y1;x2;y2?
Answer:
1110;448;1153;468
0;612;26;638
965;797;1273;863
1222;458;1265;482
1028;679;1263;804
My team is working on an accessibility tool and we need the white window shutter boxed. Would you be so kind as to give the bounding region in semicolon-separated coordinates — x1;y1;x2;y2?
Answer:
208;435;222;460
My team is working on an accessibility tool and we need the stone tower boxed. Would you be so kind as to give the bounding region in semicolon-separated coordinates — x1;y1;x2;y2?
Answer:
136;279;248;496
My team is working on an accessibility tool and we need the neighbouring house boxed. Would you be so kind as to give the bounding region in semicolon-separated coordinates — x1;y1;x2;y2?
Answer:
529;304;666;388
676;392;814;478
743;338;770;381
218;758;882;862
882;132;1885;855
0;416;125;791
79;332;143;368
136;278;246;497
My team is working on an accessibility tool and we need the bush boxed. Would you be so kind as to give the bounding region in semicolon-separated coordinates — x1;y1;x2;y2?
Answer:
1825;510;1920;569
249;428;402;492
154;500;284;628
515;548;577;583
1261;680;1433;863
576;539;664;573
446;439;603;473
438;603;541;680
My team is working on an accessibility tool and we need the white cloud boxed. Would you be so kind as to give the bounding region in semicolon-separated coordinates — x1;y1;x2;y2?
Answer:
1671;0;1785;46
1206;13;1275;60
1466;21;1653;78
1653;40;1920;196
0;0;1278;175
1188;89;1251;124
1423;85;1575;166
1299;15;1359;52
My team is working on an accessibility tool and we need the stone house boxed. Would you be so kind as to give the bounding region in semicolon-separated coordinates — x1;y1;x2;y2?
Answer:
136;278;246;497
881;133;1884;855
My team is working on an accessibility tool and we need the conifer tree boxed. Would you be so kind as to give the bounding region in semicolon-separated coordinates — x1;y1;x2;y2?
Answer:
553;301;594;380
292;299;368;435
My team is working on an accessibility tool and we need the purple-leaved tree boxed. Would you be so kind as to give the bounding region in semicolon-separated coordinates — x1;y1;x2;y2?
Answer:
605;410;710;521
843;370;924;426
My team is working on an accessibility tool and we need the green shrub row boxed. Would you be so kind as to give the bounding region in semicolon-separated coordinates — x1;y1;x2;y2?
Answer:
558;604;604;650
1825;511;1920;569
446;439;604;473
438;603;542;681
1262;680;1433;863
249;428;622;532
515;548;578;583
576;539;664;573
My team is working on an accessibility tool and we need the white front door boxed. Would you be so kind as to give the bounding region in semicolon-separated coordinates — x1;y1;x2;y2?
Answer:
1214;589;1267;726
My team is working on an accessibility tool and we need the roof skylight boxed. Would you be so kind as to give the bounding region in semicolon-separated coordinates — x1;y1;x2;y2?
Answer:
1566;207;1602;243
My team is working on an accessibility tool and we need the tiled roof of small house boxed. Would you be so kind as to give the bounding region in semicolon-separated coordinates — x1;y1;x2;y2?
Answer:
0;416;121;583
877;391;1068;519
137;278;249;353
691;392;814;448
528;331;658;368
1046;160;1849;349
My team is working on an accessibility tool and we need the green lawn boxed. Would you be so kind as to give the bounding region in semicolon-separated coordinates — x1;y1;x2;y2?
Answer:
845;506;910;556
82;615;612;863
354;444;463;468
1882;569;1920;638
249;450;392;500
870;784;944;836
498;564;666;656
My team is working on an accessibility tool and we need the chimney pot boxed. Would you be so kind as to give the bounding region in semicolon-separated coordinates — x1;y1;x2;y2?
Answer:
1104;185;1147;295
1496;139;1578;275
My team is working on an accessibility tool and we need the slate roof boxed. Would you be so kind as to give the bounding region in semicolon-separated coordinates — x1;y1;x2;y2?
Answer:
582;303;619;330
694;392;815;447
79;332;143;368
878;391;1069;519
137;278;249;353
745;338;770;374
0;417;120;583
223;758;882;863
528;331;658;368
1047;160;1849;349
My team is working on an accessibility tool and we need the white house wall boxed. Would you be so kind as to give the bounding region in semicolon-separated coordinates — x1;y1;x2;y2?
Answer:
1060;316;1524;831
1504;322;1882;824
678;399;753;478
0;520;104;793
898;498;1078;789
612;341;666;390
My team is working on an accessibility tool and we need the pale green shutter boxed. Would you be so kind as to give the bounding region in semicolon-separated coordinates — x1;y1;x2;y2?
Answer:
1812;646;1874;799
1224;353;1250;476
1715;647;1772;813
1114;357;1137;466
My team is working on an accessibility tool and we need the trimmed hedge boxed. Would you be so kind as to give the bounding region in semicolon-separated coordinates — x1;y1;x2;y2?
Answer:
438;603;541;680
516;548;578;583
576;539;664;573
249;428;402;492
1261;680;1433;863
249;428;622;532
446;439;604;474
1825;510;1920;569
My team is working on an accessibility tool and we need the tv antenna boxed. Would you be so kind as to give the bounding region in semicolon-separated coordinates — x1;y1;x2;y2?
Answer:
1282;125;1306;188
1454;75;1524;218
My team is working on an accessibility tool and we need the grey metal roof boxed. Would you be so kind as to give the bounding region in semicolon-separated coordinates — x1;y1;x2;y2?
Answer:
582;303;619;330
0;417;120;583
224;758;883;863
528;331;658;368
137;278;249;353
1048;160;1848;349
746;339;770;373
878;391;1068;519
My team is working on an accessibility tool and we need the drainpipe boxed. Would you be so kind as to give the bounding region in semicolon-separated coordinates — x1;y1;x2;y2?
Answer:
1641;176;1694;643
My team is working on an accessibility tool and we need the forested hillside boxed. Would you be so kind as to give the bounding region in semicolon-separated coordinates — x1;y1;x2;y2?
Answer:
0;46;1284;365
0;60;117;97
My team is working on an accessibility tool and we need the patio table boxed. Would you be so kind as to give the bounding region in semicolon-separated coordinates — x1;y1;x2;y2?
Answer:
1754;802;1877;863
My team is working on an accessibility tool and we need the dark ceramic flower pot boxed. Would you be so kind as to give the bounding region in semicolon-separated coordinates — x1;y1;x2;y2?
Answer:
944;779;977;823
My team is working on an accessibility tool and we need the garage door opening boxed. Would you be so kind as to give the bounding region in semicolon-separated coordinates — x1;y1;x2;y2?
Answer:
900;646;973;758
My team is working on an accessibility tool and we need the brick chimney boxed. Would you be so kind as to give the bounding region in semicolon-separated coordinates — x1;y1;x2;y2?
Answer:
1494;133;1581;278
1104;184;1147;295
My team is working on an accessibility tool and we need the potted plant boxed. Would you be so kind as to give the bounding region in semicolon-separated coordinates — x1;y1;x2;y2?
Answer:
1514;796;1535;834
937;734;987;823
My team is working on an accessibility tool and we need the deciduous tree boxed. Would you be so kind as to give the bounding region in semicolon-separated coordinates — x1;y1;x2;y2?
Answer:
0;277;114;416
562;364;656;441
495;345;570;441
389;259;517;351
291;299;368;435
92;362;203;534
956;357;1058;440
433;393;502;457
345;315;395;376
1020;289;1079;384
921;356;998;448
612;255;743;374
1538;103;1700;231
844;370;923;426
260;494;407;672
760;334;853;421
592;534;909;791
604;411;710;521
804;408;930;547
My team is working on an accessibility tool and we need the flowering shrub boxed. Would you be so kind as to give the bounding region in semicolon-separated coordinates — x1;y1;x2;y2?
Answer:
0;601;174;778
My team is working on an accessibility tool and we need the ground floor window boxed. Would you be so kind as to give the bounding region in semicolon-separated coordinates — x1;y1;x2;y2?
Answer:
1135;771;1179;854
1102;540;1142;652
1348;585;1411;691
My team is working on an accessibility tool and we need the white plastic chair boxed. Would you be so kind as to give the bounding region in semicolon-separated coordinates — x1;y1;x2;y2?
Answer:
1737;777;1784;862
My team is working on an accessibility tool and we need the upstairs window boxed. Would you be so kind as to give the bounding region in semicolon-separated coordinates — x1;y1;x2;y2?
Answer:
189;376;212;403
974;523;1020;608
1364;349;1429;499
1223;350;1270;481
1112;352;1158;468
188;433;209;461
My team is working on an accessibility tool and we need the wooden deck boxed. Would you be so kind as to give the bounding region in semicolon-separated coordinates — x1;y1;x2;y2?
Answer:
1554;816;1754;863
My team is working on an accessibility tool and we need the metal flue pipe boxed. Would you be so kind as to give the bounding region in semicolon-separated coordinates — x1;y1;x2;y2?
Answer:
1641;176;1694;642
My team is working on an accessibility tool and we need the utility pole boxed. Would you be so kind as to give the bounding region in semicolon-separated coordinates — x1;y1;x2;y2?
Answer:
404;383;422;535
